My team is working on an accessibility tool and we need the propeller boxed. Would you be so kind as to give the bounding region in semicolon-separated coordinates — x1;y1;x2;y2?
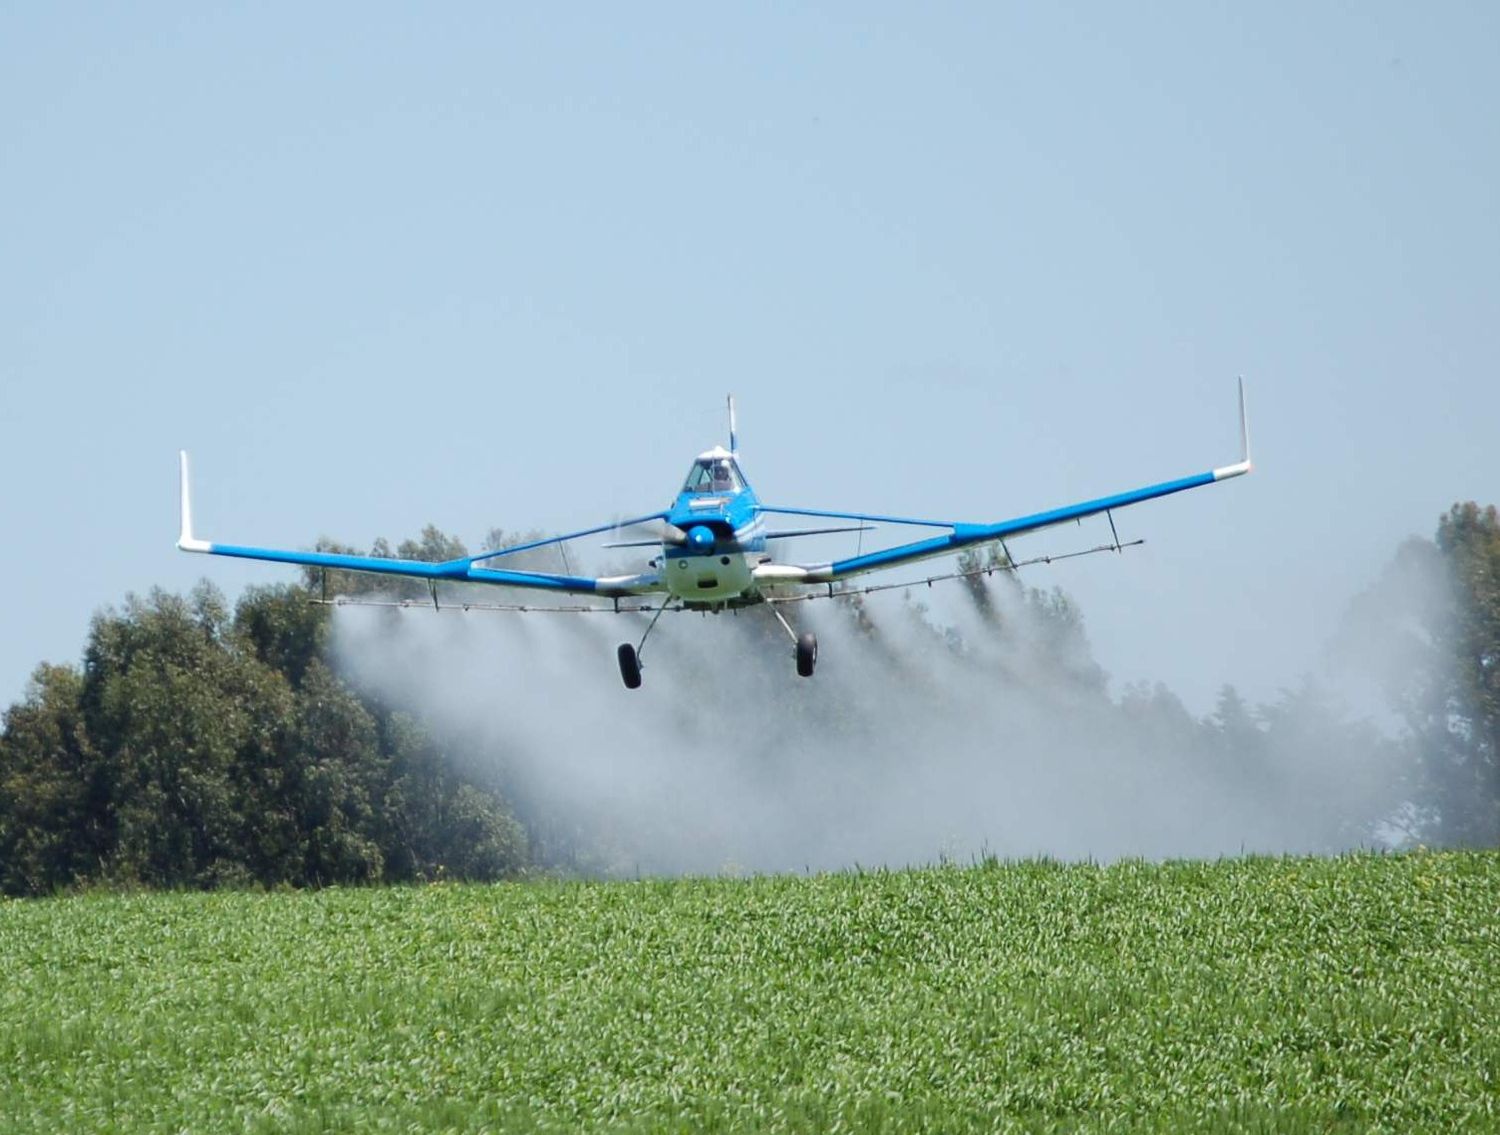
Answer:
602;518;690;549
604;519;737;553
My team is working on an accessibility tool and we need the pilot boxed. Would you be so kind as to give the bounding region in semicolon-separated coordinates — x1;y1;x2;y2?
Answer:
710;461;734;491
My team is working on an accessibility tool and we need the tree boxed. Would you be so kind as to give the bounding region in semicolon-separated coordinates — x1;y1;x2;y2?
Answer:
80;584;298;888
235;583;329;688
432;784;529;880
1432;503;1500;842
299;527;475;603
1255;677;1406;850
0;665;106;895
0;562;533;895
1335;502;1500;845
285;659;387;885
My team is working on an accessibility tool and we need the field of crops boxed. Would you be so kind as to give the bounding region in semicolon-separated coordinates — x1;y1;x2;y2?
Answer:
1;852;1496;1133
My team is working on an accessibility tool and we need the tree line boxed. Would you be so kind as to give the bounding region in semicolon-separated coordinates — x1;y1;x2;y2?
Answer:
0;581;526;896
0;504;1494;896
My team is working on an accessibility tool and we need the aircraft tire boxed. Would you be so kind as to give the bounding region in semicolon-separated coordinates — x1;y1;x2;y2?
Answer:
796;632;818;678
617;643;643;689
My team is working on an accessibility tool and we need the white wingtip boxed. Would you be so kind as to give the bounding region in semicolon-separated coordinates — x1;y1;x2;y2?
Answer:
177;451;211;552
1212;378;1253;481
1237;375;1252;469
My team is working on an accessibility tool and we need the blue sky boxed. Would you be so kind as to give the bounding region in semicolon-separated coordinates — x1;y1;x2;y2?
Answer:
3;3;1496;712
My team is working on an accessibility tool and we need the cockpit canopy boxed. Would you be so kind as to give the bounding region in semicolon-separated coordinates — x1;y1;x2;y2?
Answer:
682;454;744;495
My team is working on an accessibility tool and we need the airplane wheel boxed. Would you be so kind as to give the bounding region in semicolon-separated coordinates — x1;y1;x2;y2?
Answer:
617;643;642;689
796;632;818;678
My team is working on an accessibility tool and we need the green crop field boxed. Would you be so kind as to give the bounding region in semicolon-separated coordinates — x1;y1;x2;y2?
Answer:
1;853;1496;1134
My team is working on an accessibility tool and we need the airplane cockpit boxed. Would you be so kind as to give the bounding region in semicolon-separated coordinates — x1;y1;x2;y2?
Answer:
682;454;744;495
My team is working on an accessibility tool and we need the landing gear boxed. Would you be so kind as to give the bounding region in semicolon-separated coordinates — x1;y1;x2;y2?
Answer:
617;601;819;687
796;631;818;678
617;602;670;689
617;643;642;689
769;603;818;679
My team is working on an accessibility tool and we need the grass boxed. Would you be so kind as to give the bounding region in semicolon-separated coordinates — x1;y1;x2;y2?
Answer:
0;853;1496;1133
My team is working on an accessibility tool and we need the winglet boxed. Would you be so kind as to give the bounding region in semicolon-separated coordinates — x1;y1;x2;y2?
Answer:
1212;378;1253;481
177;451;211;552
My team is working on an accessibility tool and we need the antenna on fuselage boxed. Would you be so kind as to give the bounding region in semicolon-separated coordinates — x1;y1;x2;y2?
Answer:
727;394;738;454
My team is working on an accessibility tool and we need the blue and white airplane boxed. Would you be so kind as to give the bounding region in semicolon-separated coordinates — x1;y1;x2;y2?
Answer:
178;383;1251;688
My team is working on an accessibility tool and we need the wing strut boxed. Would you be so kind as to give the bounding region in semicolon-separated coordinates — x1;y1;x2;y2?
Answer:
758;379;1252;586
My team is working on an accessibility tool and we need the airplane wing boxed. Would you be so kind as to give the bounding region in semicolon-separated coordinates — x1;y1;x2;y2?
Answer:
754;379;1252;587
175;453;668;598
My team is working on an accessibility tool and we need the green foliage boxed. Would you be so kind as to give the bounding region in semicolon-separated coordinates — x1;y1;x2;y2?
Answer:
1254;678;1410;848
436;783;531;880
0;666;105;896
1434;503;1500;842
0;581;527;897
283;659;388;885
0;854;1495;1132
79;584;289;888
1010;586;1094;681
1337;502;1500;845
234;583;329;686
298;526;471;602
299;524;556;605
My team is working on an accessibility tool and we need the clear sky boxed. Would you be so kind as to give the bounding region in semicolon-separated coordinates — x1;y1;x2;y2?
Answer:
3;3;1496;713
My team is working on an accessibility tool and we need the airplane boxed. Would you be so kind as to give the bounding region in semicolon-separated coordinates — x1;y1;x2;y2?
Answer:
178;382;1251;689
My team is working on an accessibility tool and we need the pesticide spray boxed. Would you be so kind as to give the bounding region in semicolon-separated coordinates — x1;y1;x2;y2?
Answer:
326;547;1424;877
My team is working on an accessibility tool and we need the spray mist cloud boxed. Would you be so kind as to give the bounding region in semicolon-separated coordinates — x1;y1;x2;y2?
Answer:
326;559;1418;876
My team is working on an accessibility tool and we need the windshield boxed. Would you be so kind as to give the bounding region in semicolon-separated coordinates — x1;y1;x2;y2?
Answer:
682;457;742;494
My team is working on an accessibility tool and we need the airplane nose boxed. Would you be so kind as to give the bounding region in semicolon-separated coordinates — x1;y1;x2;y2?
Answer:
686;525;715;553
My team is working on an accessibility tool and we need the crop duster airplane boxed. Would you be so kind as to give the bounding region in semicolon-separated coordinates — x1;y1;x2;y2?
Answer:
178;383;1251;689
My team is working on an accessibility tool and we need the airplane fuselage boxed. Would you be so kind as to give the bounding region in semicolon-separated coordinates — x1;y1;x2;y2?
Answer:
661;452;767;607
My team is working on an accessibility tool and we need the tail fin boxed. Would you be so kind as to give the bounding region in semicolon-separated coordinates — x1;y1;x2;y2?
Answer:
727;394;738;454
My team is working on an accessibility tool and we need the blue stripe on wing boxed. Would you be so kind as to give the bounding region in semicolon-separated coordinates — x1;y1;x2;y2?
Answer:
203;543;603;593
191;502;679;596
